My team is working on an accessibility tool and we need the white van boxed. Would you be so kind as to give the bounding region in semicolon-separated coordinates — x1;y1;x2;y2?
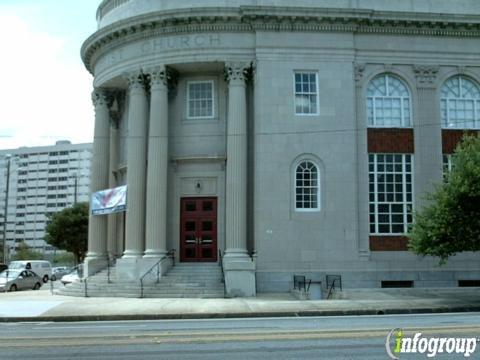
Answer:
9;260;52;283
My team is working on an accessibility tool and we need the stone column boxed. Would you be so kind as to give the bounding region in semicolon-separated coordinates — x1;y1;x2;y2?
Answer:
223;62;255;297
85;89;112;276
107;110;119;259
353;64;371;258
144;67;170;259
123;72;149;259
413;66;442;209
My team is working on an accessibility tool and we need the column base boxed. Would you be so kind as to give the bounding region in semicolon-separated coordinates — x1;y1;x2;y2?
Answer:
143;249;168;258
223;257;256;297
224;248;249;259
122;250;143;259
84;255;108;277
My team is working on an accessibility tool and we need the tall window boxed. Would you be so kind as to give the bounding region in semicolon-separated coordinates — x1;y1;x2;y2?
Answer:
441;76;480;129
367;74;411;127
369;154;413;234
443;154;454;179
294;72;319;115
295;161;320;211
187;80;214;119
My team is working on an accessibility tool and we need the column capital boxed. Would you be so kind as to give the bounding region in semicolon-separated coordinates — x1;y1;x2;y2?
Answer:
125;71;147;91
354;63;366;85
144;66;178;91
91;88;113;108
225;61;254;84
413;65;439;89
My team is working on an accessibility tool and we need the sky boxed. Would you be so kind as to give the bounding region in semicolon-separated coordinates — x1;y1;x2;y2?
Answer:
0;0;100;150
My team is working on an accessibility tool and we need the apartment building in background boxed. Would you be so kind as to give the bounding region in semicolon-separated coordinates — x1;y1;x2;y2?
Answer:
0;141;92;258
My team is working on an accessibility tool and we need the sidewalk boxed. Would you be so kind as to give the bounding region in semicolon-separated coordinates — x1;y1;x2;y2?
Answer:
0;287;479;322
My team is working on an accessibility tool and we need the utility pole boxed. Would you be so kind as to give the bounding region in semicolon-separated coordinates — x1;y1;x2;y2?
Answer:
2;155;11;264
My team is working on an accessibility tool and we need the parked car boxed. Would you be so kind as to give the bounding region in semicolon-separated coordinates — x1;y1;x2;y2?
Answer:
0;264;7;272
0;269;42;292
51;266;71;281
61;266;82;285
8;260;52;283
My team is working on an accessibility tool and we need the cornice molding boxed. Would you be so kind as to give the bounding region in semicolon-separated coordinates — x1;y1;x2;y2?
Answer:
82;6;480;74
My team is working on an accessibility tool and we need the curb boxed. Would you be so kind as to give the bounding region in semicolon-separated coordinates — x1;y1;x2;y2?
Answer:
1;306;480;323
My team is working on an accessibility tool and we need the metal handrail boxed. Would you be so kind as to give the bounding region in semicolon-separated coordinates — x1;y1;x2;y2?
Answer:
139;249;175;298
326;275;342;300
218;249;225;297
107;257;117;283
293;275;312;292
218;249;224;283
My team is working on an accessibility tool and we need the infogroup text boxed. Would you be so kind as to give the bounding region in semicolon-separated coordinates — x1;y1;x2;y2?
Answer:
386;328;477;358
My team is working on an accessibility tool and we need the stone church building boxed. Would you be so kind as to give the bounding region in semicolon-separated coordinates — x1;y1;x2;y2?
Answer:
81;0;480;297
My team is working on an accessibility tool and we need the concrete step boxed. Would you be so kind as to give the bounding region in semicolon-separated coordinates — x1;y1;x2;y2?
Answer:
56;263;225;298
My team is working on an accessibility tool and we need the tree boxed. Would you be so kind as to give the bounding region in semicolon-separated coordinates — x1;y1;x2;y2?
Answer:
45;202;89;264
409;135;480;262
12;242;44;261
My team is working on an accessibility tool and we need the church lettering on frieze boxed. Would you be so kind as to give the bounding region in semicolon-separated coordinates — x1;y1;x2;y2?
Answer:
141;34;221;54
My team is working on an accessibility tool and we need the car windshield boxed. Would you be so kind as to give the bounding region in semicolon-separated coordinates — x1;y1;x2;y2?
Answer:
8;263;25;270
0;270;21;278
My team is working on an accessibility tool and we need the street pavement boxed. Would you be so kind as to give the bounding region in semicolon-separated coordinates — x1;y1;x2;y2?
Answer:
1;313;480;359
0;284;480;322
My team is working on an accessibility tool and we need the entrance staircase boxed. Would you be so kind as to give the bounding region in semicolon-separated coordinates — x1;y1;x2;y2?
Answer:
56;262;225;298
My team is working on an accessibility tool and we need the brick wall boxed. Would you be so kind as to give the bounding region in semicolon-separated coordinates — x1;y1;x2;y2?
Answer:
369;236;409;251
442;130;480;154
368;128;414;153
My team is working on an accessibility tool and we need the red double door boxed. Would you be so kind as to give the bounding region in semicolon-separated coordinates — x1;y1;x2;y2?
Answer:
180;197;217;262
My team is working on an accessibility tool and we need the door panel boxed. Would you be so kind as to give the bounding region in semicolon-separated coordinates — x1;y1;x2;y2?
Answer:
180;198;217;262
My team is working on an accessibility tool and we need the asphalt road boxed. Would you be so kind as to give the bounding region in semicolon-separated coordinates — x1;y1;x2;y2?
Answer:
0;313;479;359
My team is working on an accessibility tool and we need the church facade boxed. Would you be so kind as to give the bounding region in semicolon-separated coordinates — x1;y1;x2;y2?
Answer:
82;0;480;296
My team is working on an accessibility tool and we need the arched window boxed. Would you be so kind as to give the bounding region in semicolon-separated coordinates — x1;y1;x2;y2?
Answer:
366;74;411;127
441;76;480;129
295;161;319;211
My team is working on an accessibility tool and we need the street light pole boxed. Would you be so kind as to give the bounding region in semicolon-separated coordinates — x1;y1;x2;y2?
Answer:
2;155;11;264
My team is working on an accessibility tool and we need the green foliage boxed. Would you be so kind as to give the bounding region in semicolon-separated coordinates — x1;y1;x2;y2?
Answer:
52;252;76;266
45;202;89;264
12;242;44;261
409;135;480;262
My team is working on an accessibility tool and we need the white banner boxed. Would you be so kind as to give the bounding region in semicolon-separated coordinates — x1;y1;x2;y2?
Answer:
91;185;127;215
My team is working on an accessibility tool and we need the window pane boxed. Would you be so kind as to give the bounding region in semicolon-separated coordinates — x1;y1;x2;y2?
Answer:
369;153;413;234
367;74;410;127
188;82;214;118
295;161;319;210
295;72;318;115
441;76;480;129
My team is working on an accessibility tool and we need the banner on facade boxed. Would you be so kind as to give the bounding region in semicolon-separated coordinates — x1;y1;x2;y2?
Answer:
91;185;127;215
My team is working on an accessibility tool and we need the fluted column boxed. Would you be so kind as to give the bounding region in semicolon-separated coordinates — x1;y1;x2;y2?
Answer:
107;111;120;259
123;72;149;258
224;62;250;259
354;64;370;258
86;89;112;263
413;65;442;209
144;67;170;258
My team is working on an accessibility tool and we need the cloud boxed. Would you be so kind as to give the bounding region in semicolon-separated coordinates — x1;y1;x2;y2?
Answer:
0;14;94;150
